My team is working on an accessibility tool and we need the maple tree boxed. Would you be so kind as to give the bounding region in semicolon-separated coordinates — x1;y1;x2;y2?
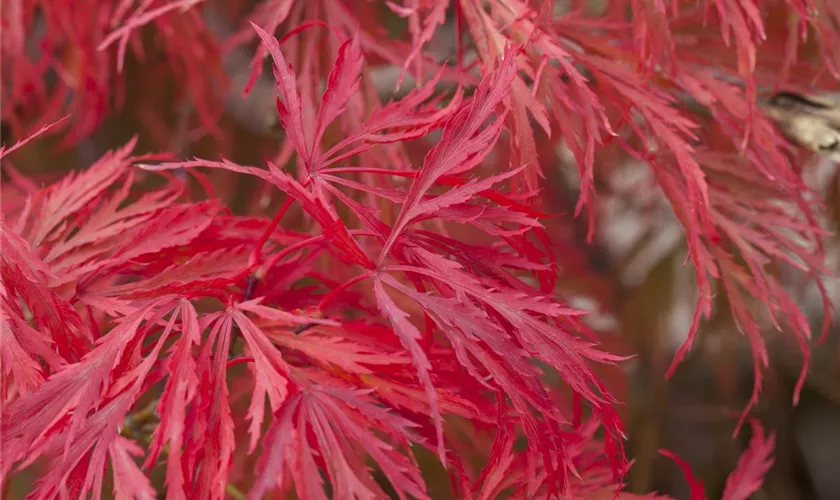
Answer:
2;0;839;499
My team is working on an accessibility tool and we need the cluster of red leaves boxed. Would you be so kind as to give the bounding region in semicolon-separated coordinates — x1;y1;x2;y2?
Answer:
1;0;228;147
1;31;626;498
3;0;840;499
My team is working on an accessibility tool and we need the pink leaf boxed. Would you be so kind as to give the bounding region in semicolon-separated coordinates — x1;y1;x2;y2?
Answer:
372;277;445;464
252;22;310;160
230;308;292;452
0;116;70;160
314;34;364;149
377;48;517;263
721;420;775;500
659;449;706;500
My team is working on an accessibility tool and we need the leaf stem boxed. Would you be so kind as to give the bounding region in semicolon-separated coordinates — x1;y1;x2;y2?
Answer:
249;196;296;268
318;271;374;310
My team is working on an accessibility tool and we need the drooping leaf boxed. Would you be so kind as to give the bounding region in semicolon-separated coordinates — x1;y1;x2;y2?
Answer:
721;420;775;500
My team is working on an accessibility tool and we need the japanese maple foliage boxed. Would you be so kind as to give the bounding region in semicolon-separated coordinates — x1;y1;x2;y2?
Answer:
0;27;623;500
3;0;839;499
